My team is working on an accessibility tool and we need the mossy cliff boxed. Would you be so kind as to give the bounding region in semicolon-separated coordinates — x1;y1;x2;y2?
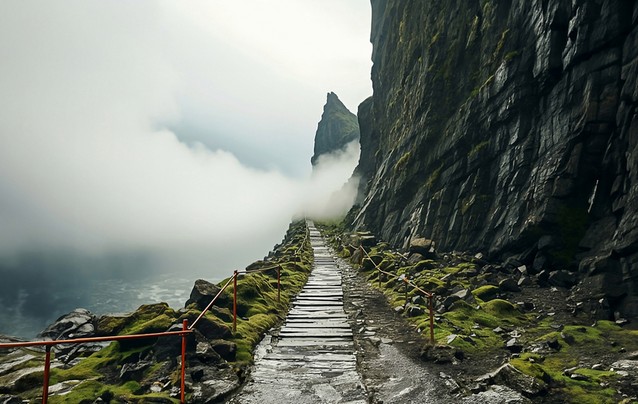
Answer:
0;221;312;403
351;1;638;319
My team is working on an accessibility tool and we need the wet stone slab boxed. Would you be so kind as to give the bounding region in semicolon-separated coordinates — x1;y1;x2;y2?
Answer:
229;221;367;403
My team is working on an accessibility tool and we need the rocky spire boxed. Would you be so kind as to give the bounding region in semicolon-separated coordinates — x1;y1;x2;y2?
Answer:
311;92;360;166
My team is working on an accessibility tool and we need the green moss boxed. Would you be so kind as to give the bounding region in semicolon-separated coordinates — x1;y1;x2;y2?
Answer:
468;141;489;159
394;151;411;172
504;50;519;61
425;166;442;189
472;284;499;301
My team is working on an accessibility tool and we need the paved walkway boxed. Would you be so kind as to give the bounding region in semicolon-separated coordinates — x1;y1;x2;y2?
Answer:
229;221;366;403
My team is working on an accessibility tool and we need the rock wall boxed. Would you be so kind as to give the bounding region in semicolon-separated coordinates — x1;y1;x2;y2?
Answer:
351;0;638;317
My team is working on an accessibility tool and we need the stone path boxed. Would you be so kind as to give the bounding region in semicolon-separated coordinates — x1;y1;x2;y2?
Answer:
228;221;366;403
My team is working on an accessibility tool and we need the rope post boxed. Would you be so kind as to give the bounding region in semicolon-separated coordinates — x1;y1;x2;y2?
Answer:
180;319;188;404
358;246;364;265
277;266;281;303
42;345;51;404
378;267;381;287
428;295;435;345
233;270;238;333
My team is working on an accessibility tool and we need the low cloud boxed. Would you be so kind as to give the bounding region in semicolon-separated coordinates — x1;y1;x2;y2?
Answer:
0;1;364;278
303;141;361;220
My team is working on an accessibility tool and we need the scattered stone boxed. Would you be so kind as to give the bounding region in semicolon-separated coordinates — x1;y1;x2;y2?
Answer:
120;361;152;381
592;364;605;371
420;344;461;364
570;373;590;381
442;295;461;309
475;363;547;398
499;278;521;292
516;301;535;311
518;276;533;286
0;395;22;404
505;338;523;353
381;338;393;345
406;304;424;317
546;338;561;351
561;332;575;345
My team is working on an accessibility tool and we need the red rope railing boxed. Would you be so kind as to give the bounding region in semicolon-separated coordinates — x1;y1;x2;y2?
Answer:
0;224;311;404
353;244;436;344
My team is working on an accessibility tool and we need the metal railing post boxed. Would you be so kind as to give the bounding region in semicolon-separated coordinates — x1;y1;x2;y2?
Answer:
428;295;435;344
180;319;188;404
42;345;51;404
233;270;238;333
277;266;281;303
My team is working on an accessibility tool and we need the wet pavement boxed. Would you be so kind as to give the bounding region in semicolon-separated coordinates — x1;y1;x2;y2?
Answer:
228;222;366;403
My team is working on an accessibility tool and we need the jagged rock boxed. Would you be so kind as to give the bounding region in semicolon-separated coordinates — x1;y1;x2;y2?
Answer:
505;338;523;353
406;304;424;317
186;279;230;311
0;395;23;404
442;295;461;309
476;363;547;398
40;308;96;340
120;361;152;381
411;295;425;305
461;385;532;404
548;270;577;288
407;253;425;265
210;340;237;361
350;0;638;321
311;92;360;166
499;278;521;293
420;345;463;364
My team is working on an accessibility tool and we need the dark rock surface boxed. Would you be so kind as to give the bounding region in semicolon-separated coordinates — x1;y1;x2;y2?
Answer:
311;92;360;166
350;0;638;320
186;279;230;311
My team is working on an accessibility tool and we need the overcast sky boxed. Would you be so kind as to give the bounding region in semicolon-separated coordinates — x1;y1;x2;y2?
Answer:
0;0;372;277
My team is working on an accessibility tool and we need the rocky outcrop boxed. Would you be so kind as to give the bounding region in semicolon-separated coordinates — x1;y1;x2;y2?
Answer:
311;92;360;165
351;0;638;318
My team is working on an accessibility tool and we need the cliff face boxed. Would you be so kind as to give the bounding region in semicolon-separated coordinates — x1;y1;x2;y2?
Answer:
311;92;360;165
352;1;638;317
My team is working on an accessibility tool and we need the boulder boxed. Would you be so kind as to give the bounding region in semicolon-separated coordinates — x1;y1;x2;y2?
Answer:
547;270;577;288
476;363;548;398
420;344;463;364
407;253;425;265
499;278;521;293
406;304;425;317
186;279;230;310
210;340;237;361
409;238;436;257
39;308;96;340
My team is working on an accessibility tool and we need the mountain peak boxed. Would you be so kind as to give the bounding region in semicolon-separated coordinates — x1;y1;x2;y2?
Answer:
311;92;360;166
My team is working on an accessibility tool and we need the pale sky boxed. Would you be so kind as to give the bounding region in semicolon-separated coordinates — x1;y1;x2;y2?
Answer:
0;0;372;276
